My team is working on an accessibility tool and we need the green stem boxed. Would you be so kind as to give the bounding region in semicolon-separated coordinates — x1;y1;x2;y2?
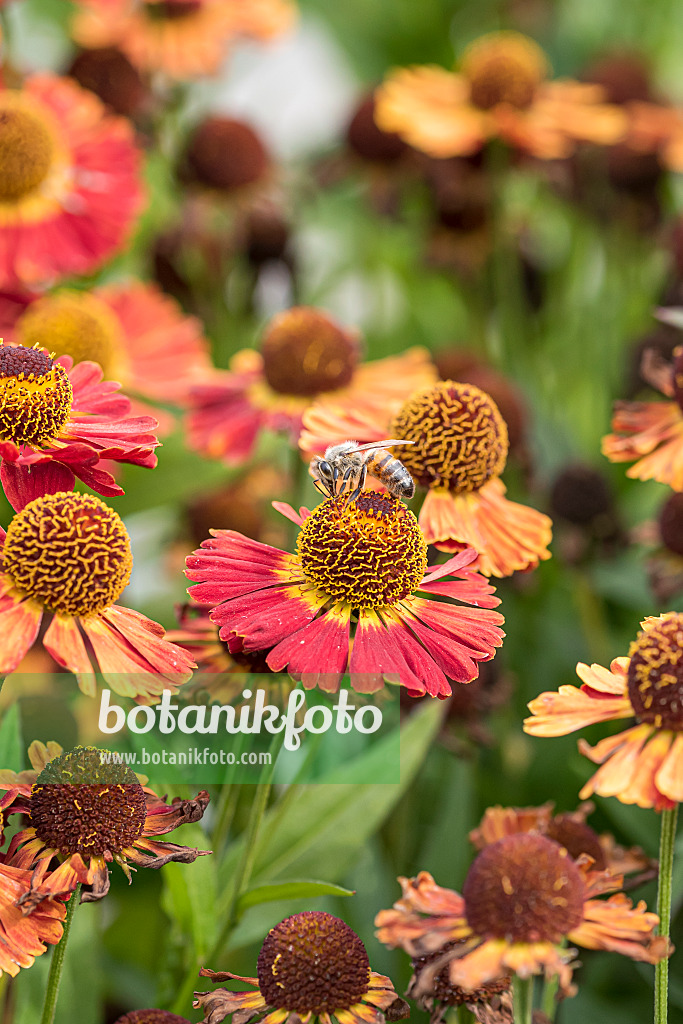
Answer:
540;972;560;1021
655;804;679;1024
512;976;533;1024
40;884;81;1024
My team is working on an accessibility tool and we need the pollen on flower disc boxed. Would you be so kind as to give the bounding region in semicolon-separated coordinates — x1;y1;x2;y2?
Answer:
17;291;122;377
0;105;54;201
0;343;72;447
30;746;146;858
545;814;606;869
463;834;585;943
389;381;508;494
627;613;683;729
260;307;360;396
298;491;427;609
257;911;370;1015
460;31;548;111
3;491;132;616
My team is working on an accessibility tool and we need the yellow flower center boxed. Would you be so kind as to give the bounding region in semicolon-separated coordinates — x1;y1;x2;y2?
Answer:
257;912;370;1015
627;613;683;730
460;31;548;111
389;381;508;494
261;307;360;397
0;344;72;447
30;746;146;858
3;491;132;616
297;492;427;610
463;834;585;943
0;105;54;202
17;291;123;379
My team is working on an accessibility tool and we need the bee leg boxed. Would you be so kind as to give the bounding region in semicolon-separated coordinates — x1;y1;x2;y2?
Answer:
346;463;367;504
332;464;340;495
313;479;329;498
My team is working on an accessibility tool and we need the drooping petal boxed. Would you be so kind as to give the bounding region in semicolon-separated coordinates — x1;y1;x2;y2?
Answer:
0;461;76;512
266;605;351;691
0;585;43;674
43;615;96;697
602;400;683;491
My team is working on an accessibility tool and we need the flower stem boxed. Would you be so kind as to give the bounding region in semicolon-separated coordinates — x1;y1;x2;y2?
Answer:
512;976;534;1024
655;804;679;1024
40;884;81;1024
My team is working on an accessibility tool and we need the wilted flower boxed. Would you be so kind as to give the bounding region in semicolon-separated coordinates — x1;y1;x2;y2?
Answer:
1;743;210;902
525;613;683;810
0;489;195;699
0;74;143;288
302;380;551;577
113;1013;192;1024
374;31;625;160
194;911;409;1024
376;835;668;993
186;493;504;696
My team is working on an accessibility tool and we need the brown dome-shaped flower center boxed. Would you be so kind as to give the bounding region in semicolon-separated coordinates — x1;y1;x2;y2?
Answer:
261;307;360;396
0;105;54;202
659;493;683;557
30;746;146;858
69;47;148;119
463;834;585;943
627;613;683;729
145;0;203;20
412;943;510;1007
186;117;270;191
257;912;370;1015
389;381;509;494
3;491;132;616
460;32;548;111
17;291;122;378
113;1013;192;1024
545;814;606;869
0;343;73;447
298;491;427;609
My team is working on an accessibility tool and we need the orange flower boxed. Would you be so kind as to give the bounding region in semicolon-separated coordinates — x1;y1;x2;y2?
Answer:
72;0;296;80
2;281;212;423
525;613;683;811
0;74;143;288
0;743;210;903
374;31;625;160
301;380;551;577
187;306;436;466
194;911;408;1024
602;342;683;490
376;835;668;994
0;490;195;701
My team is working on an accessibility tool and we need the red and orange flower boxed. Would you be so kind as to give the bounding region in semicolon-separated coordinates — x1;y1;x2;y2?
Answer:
525;612;683;811
301;380;552;578
72;0;296;80
195;911;408;1024
374;31;625;161
0;341;159;501
1;282;213;426
0;489;195;700
0;74;143;288
602;340;683;490
376;835;668;994
187;306;436;466
0;742;210;902
186;492;504;697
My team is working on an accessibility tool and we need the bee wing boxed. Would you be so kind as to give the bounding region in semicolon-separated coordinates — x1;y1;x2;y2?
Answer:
345;439;415;454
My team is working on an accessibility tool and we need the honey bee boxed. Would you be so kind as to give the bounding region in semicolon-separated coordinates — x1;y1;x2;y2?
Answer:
309;439;415;503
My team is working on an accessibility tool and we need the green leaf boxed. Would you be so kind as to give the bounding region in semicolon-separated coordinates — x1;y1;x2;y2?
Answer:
161;823;218;960
0;702;23;772
236;880;355;915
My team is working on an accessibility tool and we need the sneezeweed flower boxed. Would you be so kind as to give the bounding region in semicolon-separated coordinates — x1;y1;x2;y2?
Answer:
72;0;297;80
525;612;683;810
602;339;683;489
186;492;505;697
194;911;409;1024
301;380;552;577
183;117;271;193
408;945;511;1024
0;74;143;288
646;491;683;601
374;31;625;161
1;743;210;902
5;282;212;420
187;306;436;466
68;46;150;120
0;489;195;699
376;835;669;994
0;341;160;499
0;853;69;977
469;802;658;886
